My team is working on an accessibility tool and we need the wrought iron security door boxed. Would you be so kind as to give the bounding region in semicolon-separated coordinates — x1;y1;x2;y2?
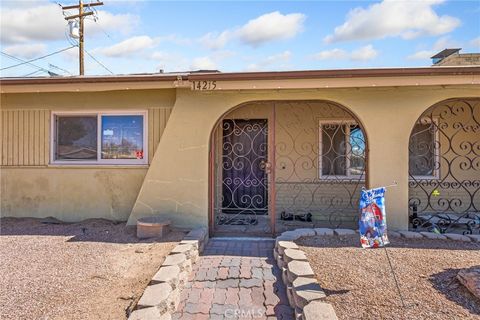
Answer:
211;101;368;236
409;98;480;234
214;119;270;233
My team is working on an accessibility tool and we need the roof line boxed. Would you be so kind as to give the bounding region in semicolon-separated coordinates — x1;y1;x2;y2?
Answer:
188;66;480;81
1;66;480;86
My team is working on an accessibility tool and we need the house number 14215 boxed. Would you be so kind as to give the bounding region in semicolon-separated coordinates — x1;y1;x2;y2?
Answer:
191;80;217;90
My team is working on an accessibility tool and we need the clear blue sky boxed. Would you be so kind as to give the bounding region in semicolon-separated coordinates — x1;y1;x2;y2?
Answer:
1;0;479;76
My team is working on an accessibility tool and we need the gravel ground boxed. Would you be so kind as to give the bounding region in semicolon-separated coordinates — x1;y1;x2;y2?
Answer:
298;235;480;320
0;218;184;320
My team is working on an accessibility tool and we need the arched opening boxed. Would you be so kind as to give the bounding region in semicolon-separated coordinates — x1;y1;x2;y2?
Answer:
209;100;368;236
408;98;480;234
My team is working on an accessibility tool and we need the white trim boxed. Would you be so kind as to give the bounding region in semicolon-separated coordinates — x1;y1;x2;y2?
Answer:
318;119;365;180
50;110;148;165
410;117;440;180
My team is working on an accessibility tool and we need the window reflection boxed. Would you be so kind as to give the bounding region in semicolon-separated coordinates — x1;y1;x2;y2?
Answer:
101;115;144;159
56;116;97;160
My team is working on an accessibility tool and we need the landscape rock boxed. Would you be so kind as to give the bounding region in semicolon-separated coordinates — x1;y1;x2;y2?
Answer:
151;265;181;289
314;228;334;236
457;267;480;299
286;286;295;307
333;229;356;236
277;241;299;255
128;306;171;320
294;228;316;237
280;231;303;240
137;283;172;310
302;301;338;320
284;249;308;263
162;253;191;272
467;234;480;242
388;231;401;238
444;233;471;242
179;239;199;250
420;232;447;240
287;261;315;283
171;244;198;262
292;277;326;308
183;227;207;242
398;231;424;239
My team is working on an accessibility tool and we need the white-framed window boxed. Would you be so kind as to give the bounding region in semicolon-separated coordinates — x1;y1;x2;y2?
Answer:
409;117;440;179
51;111;148;165
319;120;366;179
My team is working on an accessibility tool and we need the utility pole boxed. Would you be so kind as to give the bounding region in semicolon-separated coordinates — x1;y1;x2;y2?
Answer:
62;1;103;75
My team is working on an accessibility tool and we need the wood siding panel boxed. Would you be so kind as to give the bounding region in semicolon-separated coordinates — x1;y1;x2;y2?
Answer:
148;108;171;163
0;109;50;166
1;108;168;166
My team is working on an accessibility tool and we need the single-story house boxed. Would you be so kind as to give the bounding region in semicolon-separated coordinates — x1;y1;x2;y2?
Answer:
1;66;479;236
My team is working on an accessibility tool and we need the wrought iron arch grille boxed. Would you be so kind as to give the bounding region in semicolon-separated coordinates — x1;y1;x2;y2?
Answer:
409;98;480;234
274;102;366;232
212;101;367;234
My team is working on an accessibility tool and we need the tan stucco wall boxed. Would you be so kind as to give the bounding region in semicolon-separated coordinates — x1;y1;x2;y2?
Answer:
128;85;480;230
1;83;479;229
1;168;147;221
0;89;174;221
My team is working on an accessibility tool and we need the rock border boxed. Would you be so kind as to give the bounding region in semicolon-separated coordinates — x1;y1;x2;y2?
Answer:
274;228;479;320
128;227;209;320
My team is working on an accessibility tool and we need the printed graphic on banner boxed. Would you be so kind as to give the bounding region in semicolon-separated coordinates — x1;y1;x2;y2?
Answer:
359;187;389;248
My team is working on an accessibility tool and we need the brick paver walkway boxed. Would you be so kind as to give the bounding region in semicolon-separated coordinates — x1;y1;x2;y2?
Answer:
172;238;294;320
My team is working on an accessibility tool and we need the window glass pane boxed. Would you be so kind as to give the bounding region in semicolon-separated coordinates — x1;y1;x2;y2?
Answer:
409;123;435;176
349;125;365;175
321;124;346;175
56;116;97;160
101;115;144;160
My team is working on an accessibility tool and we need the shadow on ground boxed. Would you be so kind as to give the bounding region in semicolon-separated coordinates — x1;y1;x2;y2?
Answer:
429;267;480;316
0;217;184;244
298;233;480;251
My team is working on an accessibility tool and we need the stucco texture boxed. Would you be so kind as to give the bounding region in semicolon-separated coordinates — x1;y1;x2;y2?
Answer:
128;86;480;231
1;89;174;222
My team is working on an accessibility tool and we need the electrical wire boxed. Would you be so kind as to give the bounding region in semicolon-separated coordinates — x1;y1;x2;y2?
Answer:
66;33;114;75
49;63;74;76
21;70;45;77
0;52;55;75
84;49;114;74
0;46;76;71
1;51;73;76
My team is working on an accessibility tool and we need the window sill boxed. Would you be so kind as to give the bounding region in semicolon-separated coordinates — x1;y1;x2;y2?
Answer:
47;164;149;169
409;176;440;181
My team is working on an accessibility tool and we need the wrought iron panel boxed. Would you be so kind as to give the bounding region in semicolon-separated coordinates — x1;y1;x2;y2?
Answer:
409;99;480;234
214;119;269;229
274;102;366;231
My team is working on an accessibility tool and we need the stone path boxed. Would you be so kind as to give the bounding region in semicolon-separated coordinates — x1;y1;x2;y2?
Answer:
172;238;294;320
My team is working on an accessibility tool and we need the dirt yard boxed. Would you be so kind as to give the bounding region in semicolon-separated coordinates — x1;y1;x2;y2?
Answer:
0;218;184;320
298;235;480;320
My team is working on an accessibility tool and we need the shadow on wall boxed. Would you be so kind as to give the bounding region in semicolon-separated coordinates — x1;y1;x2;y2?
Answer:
0;217;185;244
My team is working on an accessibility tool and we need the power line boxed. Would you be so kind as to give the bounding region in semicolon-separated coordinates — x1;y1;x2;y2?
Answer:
0;46;76;71
66;36;114;75
49;63;74;76
1;52;53;75
84;49;114;75
22;70;46;77
1;51;72;77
